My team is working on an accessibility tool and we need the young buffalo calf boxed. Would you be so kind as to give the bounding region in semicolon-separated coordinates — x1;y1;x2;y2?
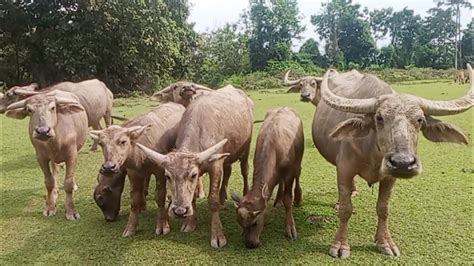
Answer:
90;103;185;236
232;107;304;248
6;93;88;220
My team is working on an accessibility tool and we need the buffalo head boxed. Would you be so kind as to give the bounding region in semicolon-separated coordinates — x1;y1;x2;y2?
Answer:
151;81;213;107
284;70;323;104
93;170;127;222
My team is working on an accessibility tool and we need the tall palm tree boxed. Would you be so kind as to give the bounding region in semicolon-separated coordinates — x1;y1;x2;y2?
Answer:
434;0;472;69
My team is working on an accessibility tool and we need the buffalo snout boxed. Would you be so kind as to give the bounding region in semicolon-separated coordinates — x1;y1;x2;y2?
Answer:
244;239;260;249
172;206;189;217
300;93;311;102
385;152;419;177
34;127;53;139
100;161;119;174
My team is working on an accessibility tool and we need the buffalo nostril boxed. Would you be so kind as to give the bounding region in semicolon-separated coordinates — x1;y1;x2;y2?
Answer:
35;127;50;135
388;153;417;170
102;161;117;171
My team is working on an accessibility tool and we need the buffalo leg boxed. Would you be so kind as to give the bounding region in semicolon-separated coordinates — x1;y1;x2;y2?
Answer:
104;110;112;127
283;174;297;240
209;162;226;248
329;167;355;259
90;123;102;151
38;158;57;216
375;177;400;256
181;195;197;233
293;165;302;207
240;145;250;195
155;170;170;235
219;164;232;205
123;170;147;237
273;181;284;207
64;152;80;220
196;175;206;199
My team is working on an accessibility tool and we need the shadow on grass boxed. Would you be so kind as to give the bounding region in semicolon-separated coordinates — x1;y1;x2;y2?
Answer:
0;154;37;171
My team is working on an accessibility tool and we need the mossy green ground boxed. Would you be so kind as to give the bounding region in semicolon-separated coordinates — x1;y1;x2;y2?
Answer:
1;80;473;264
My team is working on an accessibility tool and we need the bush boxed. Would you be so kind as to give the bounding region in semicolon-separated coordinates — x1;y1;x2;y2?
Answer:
223;71;283;90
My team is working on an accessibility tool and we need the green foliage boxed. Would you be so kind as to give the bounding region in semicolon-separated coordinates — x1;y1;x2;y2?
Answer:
311;0;375;67
245;0;304;70
461;22;473;66
223;71;282;90
0;0;195;93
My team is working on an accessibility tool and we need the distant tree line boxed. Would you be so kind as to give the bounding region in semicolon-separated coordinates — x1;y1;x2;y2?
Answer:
0;0;472;92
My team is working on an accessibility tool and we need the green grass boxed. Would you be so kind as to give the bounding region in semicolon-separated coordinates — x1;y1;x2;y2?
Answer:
1;81;473;264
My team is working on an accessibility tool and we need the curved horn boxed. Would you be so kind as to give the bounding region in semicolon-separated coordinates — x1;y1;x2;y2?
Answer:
197;139;228;163
193;84;213;91
284;70;301;86
136;143;169;166
55;96;80;105
415;66;472;115
89;130;103;136
320;69;377;114
13;88;45;96
6;98;27;110
158;84;174;94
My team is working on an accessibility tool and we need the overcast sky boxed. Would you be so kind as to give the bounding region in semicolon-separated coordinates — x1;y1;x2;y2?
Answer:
188;0;473;49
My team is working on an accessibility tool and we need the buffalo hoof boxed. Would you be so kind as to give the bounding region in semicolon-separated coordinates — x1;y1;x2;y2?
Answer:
180;218;196;233
210;233;227;249
286;225;297;241
43;208;57;217
65;211;80;221
122;228;136;237
155;223;170;235
73;184;79;192
376;242;400;257
351;190;359;197
329;241;351;259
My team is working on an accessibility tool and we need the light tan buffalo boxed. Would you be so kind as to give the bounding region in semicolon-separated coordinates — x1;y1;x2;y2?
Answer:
454;69;469;85
6;79;114;151
284;70;323;105
6;93;88;220
0;83;39;113
232;107;304;248
138;85;253;248
90;103;185;236
151;81;213;107
313;65;473;259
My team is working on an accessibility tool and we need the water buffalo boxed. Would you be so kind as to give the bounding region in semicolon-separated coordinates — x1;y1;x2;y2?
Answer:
137;85;253;248
89;103;185;235
9;79;114;151
93;170;127;222
151;81;213;107
6;93;88;220
454;69;468;85
313;65;473;259
284;70;323;105
232;107;304;248
0;83;39;113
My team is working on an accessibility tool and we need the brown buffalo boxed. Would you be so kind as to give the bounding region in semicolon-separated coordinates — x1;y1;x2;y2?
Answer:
9;79;114;151
454;69;466;84
232;107;304;248
137;85;253;248
94;170;127;222
313;65;473;259
6;93;88;220
284;70;323;105
90;102;185;235
151;81;213;107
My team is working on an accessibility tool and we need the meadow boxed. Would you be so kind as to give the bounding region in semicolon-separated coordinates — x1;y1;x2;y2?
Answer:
0;80;472;264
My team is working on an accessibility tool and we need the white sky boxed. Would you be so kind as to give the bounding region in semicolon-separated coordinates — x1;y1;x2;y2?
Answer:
188;0;473;49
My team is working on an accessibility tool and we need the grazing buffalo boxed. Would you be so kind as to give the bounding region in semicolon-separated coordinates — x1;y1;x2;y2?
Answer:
313;65;473;259
232;107;304;248
454;69;466;85
138;85;253;248
284;70;323;105
93;170;127;222
6;93;88;220
90;103;185;235
151;81;213;107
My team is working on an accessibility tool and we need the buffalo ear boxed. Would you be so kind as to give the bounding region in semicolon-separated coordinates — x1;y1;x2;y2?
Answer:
422;116;469;145
129;124;152;141
286;85;301;93
57;103;84;114
5;108;28;119
330;115;374;140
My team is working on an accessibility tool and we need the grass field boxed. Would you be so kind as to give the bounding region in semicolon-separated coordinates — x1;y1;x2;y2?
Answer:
0;80;473;264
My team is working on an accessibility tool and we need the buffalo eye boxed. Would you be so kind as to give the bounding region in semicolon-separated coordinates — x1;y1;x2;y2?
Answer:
190;173;197;179
417;117;424;125
50;105;55;111
26;107;32;113
165;175;171;181
119;140;127;145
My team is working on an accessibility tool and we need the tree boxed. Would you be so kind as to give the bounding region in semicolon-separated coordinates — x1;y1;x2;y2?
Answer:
434;0;472;69
387;8;422;68
190;24;251;87
311;0;375;68
298;38;325;66
416;7;456;68
244;0;304;70
461;21;474;66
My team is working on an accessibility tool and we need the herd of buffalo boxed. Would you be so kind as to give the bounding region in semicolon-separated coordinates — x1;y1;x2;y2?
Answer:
0;65;472;259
